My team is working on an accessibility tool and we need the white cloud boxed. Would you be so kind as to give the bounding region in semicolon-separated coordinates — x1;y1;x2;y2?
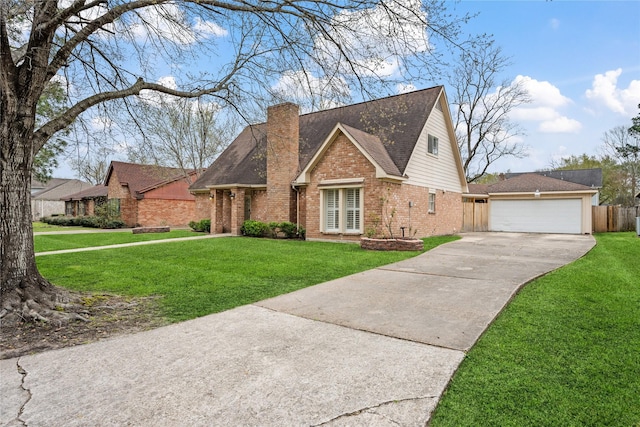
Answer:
585;68;640;116
128;4;226;45
538;116;582;133
313;0;429;78
193;17;228;38
272;70;348;112
510;76;581;134
514;75;571;108
549;18;561;30
397;83;417;94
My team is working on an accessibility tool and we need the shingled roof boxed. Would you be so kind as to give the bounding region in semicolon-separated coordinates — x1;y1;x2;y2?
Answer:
63;185;108;201
505;168;602;188
488;173;595;193
190;86;443;190
106;161;192;198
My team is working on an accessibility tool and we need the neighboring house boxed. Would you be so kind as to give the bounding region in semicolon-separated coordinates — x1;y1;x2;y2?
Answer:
505;168;603;206
105;161;199;227
31;178;92;220
464;174;597;234
63;185;109;217
189;86;469;240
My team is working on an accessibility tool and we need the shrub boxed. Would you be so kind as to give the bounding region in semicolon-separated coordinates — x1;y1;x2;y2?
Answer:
279;221;300;239
41;215;125;229
189;219;211;233
241;220;269;237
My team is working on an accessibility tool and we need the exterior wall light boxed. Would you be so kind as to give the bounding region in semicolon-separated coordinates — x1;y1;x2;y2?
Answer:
534;189;540;198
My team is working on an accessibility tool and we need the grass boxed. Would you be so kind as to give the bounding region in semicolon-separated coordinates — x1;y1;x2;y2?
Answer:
430;232;640;427
34;230;202;252
36;235;459;322
32;221;88;232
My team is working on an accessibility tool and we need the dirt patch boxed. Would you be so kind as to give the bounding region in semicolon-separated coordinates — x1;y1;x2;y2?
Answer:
1;292;169;360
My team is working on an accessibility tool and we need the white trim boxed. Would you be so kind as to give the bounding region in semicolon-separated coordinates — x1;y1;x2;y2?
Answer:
318;178;365;187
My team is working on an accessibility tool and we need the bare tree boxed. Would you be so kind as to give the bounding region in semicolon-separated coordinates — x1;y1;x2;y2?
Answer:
71;148;110;185
125;97;236;182
602;125;640;206
449;39;531;182
1;0;472;323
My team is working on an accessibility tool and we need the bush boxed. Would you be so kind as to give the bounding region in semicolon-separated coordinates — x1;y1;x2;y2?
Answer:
241;220;269;237
279;221;300;239
189;219;211;233
41;215;125;229
240;220;305;239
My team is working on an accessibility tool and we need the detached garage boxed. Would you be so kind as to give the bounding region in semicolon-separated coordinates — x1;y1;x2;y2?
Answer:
487;174;598;235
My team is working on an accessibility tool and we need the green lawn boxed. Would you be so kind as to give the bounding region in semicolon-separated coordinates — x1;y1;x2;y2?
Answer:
430;232;640;426
37;235;458;322
32;221;88;232
34;230;202;252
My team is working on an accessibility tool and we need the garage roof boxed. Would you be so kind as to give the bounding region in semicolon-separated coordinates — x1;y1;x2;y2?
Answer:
488;173;596;193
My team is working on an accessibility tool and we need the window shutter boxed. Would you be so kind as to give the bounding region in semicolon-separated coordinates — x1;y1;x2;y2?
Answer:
325;189;339;230
345;188;361;231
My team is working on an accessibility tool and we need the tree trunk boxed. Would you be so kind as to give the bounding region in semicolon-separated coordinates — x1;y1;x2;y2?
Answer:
0;120;71;324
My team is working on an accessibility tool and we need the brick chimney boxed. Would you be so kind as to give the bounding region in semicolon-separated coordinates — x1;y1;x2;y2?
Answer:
266;102;299;223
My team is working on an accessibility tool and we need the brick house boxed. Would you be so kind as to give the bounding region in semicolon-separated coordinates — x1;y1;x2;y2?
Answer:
63;184;108;217
105;161;199;227
189;86;469;240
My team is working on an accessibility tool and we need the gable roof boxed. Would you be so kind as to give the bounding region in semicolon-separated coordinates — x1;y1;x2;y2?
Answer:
63;185;108;201
505;168;602;188
106;161;194;198
488;173;596;194
191;86;443;190
31;178;92;200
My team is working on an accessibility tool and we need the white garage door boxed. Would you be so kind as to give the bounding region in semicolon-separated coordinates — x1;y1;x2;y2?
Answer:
490;199;582;234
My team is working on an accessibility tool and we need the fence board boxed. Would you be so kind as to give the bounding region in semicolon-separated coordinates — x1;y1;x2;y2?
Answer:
463;202;488;232
592;205;639;232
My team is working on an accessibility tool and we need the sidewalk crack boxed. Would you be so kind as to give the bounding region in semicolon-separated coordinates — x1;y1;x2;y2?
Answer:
311;395;438;426
14;358;32;427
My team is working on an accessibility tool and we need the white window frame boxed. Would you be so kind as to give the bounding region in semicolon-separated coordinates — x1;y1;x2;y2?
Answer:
428;134;439;156
321;187;363;234
428;191;436;213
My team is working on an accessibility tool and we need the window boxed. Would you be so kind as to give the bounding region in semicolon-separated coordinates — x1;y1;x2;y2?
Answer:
428;134;438;155
345;188;361;232
428;192;436;213
323;188;362;233
325;189;340;232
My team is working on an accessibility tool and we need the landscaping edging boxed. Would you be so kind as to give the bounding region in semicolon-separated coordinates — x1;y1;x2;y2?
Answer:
360;237;424;251
132;226;170;234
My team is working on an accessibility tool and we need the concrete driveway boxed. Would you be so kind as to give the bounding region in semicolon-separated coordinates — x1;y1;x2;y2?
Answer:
1;232;595;426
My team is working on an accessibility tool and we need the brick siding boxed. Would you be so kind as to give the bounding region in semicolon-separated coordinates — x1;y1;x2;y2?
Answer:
267;103;299;223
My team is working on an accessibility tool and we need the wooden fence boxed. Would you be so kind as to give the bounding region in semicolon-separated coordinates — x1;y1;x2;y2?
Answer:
592;205;640;233
462;201;488;232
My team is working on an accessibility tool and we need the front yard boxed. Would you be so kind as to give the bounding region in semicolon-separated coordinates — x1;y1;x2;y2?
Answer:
430;232;640;426
35;235;457;321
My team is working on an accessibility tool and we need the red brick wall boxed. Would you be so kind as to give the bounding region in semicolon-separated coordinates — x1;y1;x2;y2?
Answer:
304;133;463;240
267;103;299;223
248;190;268;222
137;199;196;227
194;193;211;221
305;133;378;240
143;179;196;201
107;171;137;227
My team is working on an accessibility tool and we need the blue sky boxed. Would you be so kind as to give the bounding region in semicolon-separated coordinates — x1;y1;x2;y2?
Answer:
452;0;640;173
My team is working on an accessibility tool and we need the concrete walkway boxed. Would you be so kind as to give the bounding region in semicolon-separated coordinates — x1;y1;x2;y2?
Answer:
1;232;595;426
